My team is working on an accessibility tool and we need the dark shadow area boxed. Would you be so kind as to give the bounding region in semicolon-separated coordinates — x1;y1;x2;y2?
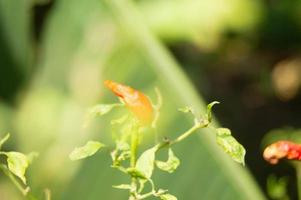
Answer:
0;24;25;104
168;1;301;199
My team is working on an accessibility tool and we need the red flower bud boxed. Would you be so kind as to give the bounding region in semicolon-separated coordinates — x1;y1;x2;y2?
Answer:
104;80;154;125
263;140;301;164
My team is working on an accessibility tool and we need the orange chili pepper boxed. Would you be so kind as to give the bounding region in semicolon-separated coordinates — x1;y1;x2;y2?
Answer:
104;80;154;125
263;140;301;164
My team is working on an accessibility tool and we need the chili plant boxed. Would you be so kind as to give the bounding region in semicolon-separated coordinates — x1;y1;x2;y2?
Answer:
70;80;246;200
263;128;301;199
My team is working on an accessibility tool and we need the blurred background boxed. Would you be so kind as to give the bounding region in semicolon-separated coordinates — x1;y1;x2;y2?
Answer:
1;0;301;199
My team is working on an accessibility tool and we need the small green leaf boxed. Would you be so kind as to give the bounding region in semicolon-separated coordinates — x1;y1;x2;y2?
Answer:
5;152;29;184
89;104;122;117
156;148;180;173
160;193;177;200
178;106;193;113
135;147;157;179
216;128;246;165
112;150;131;166
69;141;104;161
0;133;10;150
84;104;123;127
206;101;220;122
126;167;147;179
113;184;133;190
111;140;131;166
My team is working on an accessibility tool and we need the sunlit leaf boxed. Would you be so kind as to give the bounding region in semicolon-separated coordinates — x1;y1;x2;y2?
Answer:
89;103;123;117
160;193;177;200
69;141;104;161
5;152;29;184
0;133;10;150
135;147;157;179
216;128;246;165
156;148;180;173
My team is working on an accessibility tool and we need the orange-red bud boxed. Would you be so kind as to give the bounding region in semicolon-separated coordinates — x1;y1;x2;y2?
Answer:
263;140;301;164
104;80;154;125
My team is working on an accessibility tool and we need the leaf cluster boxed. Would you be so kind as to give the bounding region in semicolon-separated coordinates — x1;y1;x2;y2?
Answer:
70;94;246;200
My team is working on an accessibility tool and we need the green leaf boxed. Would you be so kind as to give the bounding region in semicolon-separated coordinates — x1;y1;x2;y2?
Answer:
111;140;131;166
69;141;104;161
135;147;157;179
0;133;10;150
160;194;177;200
89;104;122;117
206;101;220;122
84;104;123;127
178;106;192;113
113;184;133;190
216;128;246;165
126;167;147;179
5;152;29;184
156;148;180;173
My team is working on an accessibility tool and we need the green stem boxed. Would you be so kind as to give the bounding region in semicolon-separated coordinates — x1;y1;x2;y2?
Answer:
44;188;51;200
296;164;301;200
0;164;38;200
171;123;207;145
130;121;140;200
138;191;153;200
156;122;207;151
130;128;138;167
0;164;29;195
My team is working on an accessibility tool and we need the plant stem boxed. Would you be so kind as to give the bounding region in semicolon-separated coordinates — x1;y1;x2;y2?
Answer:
130;127;138;167
156;122;207;151
130;121;139;200
44;188;51;200
0;164;29;196
171;123;207;145
296;164;301;200
0;164;38;200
